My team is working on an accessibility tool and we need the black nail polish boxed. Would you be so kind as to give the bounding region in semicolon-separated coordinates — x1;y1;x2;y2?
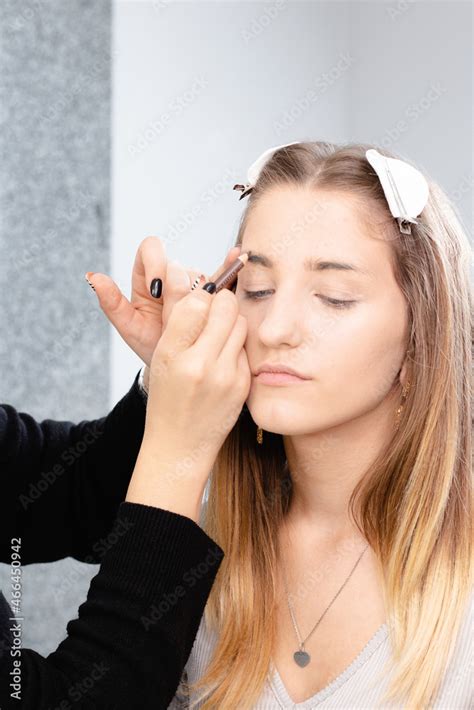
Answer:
202;281;216;294
150;278;162;298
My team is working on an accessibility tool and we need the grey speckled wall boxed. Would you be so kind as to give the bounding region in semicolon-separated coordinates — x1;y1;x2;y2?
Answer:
0;0;111;653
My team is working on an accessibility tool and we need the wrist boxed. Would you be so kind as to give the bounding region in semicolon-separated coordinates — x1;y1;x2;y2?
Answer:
125;447;210;524
140;429;217;477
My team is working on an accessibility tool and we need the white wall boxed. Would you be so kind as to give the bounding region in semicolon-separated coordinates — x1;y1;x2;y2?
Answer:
348;0;472;233
111;0;472;404
110;0;351;402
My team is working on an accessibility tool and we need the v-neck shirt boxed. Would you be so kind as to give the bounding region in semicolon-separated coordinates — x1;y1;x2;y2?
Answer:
167;590;473;708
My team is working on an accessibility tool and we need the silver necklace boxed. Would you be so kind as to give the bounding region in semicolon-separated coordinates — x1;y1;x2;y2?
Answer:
281;540;370;668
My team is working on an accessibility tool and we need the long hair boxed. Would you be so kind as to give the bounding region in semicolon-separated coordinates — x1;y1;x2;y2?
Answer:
187;141;473;708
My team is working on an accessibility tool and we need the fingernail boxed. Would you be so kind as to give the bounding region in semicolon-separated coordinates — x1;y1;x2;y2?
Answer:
85;272;96;291
150;278;162;298
202;281;216;294
190;274;204;291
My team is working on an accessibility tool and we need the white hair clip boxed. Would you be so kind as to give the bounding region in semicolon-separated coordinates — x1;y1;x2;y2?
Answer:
365;148;429;234
233;141;299;200
232;142;429;236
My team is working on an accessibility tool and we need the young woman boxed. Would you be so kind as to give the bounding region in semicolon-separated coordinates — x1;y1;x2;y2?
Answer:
158;141;472;709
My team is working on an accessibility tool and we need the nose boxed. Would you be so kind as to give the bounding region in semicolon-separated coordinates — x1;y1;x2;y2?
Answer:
256;289;306;348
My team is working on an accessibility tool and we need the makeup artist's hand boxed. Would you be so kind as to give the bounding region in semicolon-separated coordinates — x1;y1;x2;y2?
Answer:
85;236;242;367
125;286;251;523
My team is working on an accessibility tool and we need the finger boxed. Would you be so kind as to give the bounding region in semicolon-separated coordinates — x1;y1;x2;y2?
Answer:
162;260;194;330
86;272;140;341
208;245;242;284
188;269;208;291
237;347;252;396
217;313;248;368
160;247;240;342
237;347;251;380
131;236;167;302
187;246;240;293
191;288;240;360
158;288;214;356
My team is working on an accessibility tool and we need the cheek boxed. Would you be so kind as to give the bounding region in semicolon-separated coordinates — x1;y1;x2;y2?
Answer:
321;301;408;404
238;291;408;401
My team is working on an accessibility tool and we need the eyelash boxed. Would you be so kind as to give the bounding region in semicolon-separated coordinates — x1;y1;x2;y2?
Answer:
243;289;356;309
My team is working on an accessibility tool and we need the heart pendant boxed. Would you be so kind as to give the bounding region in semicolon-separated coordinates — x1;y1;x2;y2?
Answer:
293;650;310;667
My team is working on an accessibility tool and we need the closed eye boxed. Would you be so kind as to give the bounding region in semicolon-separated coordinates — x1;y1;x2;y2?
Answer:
242;289;356;309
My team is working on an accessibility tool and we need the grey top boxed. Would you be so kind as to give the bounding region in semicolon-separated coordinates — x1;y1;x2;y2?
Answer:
167;587;473;709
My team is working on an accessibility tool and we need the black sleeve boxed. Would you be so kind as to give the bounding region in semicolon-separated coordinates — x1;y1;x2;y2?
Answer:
0;371;147;565
0;502;224;710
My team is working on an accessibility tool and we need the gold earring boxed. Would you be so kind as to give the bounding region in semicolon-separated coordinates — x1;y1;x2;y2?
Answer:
395;380;411;430
256;426;263;444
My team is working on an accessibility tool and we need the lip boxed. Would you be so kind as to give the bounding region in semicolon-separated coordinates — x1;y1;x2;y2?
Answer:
253;363;312;385
254;371;310;385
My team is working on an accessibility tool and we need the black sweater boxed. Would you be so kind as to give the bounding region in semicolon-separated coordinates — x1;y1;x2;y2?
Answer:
0;372;224;709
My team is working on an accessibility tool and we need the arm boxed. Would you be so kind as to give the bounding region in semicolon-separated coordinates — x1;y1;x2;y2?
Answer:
0;370;147;565
0;502;223;709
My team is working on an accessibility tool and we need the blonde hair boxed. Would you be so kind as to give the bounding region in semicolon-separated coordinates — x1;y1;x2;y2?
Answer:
187;141;473;709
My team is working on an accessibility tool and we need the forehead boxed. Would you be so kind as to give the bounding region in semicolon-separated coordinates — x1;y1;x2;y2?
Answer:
240;186;393;279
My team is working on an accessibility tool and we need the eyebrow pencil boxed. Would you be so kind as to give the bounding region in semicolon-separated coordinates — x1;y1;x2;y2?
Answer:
202;252;249;293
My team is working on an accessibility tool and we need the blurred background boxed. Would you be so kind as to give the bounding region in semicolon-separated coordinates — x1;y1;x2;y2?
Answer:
0;0;471;654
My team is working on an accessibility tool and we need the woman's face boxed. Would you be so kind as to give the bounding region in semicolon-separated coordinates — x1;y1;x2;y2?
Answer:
234;185;410;436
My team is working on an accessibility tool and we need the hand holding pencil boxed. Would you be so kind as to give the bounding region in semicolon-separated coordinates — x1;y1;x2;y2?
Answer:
125;247;251;523
84;237;243;367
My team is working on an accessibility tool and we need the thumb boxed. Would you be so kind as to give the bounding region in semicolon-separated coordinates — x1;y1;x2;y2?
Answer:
85;272;134;329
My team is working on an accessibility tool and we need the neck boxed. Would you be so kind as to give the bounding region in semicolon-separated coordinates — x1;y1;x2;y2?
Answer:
282;397;398;542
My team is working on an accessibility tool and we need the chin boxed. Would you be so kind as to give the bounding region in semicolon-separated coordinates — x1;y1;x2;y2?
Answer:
247;400;312;436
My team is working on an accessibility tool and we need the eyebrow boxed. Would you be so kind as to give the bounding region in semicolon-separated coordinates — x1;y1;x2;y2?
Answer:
245;250;372;277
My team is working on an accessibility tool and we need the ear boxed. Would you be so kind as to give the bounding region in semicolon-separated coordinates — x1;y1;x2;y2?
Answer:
399;352;409;388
